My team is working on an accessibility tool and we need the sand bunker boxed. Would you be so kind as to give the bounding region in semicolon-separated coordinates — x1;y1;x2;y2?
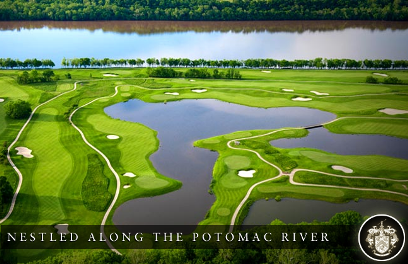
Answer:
310;91;329;96
238;170;256;178
164;92;179;96
192;89;207;93
282;89;294;92
190;80;196;82
54;224;70;234
123;172;136;177
103;73;118;77
379;108;408;115
373;73;388;77
292;97;312;101
332;165;353;173
106;135;119;139
0;98;4;103
123;184;131;189
261;71;271;73
15;147;33;158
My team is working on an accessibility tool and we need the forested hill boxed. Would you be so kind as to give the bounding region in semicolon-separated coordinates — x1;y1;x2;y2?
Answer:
0;0;407;21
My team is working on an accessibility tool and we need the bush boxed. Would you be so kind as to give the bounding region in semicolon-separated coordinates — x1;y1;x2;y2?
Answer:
4;99;32;119
0;176;13;214
275;195;282;202
365;76;378;83
384;77;403;84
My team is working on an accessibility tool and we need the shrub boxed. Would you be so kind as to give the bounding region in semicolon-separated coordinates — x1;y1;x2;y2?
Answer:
365;76;378;83
4;99;32;119
384;77;403;84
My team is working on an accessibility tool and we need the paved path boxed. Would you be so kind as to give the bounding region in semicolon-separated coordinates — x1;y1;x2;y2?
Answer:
0;82;80;225
228;117;408;229
68;85;121;255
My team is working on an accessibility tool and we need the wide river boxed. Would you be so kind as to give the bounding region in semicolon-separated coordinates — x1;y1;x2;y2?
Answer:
1;21;408;66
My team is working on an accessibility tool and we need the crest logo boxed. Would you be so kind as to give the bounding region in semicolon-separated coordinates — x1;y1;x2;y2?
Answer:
359;214;405;261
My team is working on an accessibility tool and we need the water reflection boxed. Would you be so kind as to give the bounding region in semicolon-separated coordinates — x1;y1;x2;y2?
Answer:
1;20;408;34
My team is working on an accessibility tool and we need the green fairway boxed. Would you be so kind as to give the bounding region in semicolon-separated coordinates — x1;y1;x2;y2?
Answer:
1;68;408;260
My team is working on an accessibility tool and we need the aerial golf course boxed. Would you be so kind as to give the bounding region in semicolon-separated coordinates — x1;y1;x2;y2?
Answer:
1;68;408;260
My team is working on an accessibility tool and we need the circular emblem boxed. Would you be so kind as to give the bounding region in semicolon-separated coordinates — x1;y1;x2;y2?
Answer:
358;214;405;261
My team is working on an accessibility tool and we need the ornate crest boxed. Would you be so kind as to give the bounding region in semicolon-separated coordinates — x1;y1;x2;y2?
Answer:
366;220;399;257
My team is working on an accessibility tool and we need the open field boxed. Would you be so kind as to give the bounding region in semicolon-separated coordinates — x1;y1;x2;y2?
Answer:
1;68;408;261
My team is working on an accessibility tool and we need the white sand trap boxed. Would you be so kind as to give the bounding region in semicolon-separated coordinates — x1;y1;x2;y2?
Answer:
190;80;196;82
54;224;70;234
261;71;271;73
238;170;256;178
0;98;4;103
123;172;136;177
164;92;179;96
103;74;118;77
292;97;312;101
282;89;294;92
332;165;353;173
106;135;119;139
192;89;207;93
310;91;329;96
373;73;388;77
15;147;33;158
379;108;408;115
123;184;131;189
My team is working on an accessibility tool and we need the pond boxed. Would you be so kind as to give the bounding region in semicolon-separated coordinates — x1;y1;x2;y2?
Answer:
271;126;408;160
1;21;408;66
105;99;335;225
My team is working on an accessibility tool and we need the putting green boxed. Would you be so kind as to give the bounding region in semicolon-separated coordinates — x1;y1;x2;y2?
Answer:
202;138;221;144
224;155;251;169
224;131;252;139
216;207;231;216
151;94;174;100
220;171;248;189
135;176;169;190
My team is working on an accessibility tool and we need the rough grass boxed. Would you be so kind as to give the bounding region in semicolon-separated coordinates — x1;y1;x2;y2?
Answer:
82;154;112;212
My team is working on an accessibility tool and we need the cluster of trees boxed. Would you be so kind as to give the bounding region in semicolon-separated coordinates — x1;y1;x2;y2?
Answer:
148;67;242;79
63;57;408;70
17;70;58;84
0;58;55;69
366;76;404;84
1;0;407;21
4;99;32;119
0;141;7;165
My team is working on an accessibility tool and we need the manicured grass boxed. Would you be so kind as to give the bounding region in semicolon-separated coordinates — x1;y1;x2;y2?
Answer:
325;118;408;138
1;68;408;260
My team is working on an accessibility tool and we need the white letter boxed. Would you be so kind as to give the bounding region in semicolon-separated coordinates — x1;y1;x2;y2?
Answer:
193;233;199;241
60;233;66;242
110;233;119;242
300;233;307;241
252;233;260;242
122;233;131;242
282;233;289;242
30;233;36;242
153;233;160;242
176;233;183;242
311;233;317;242
321;233;329;241
238;233;248;242
70;233;78;242
263;233;271;242
202;233;211;242
88;233;96;242
225;233;234;242
7;233;16;242
134;233;143;242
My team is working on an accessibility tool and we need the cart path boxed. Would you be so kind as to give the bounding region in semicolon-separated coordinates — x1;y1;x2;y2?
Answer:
228;119;408;230
0;82;80;225
69;85;121;255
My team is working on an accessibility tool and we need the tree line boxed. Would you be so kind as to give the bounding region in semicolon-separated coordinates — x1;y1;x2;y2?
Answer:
148;67;242;79
2;57;408;70
0;0;407;21
62;57;408;70
0;58;55;69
